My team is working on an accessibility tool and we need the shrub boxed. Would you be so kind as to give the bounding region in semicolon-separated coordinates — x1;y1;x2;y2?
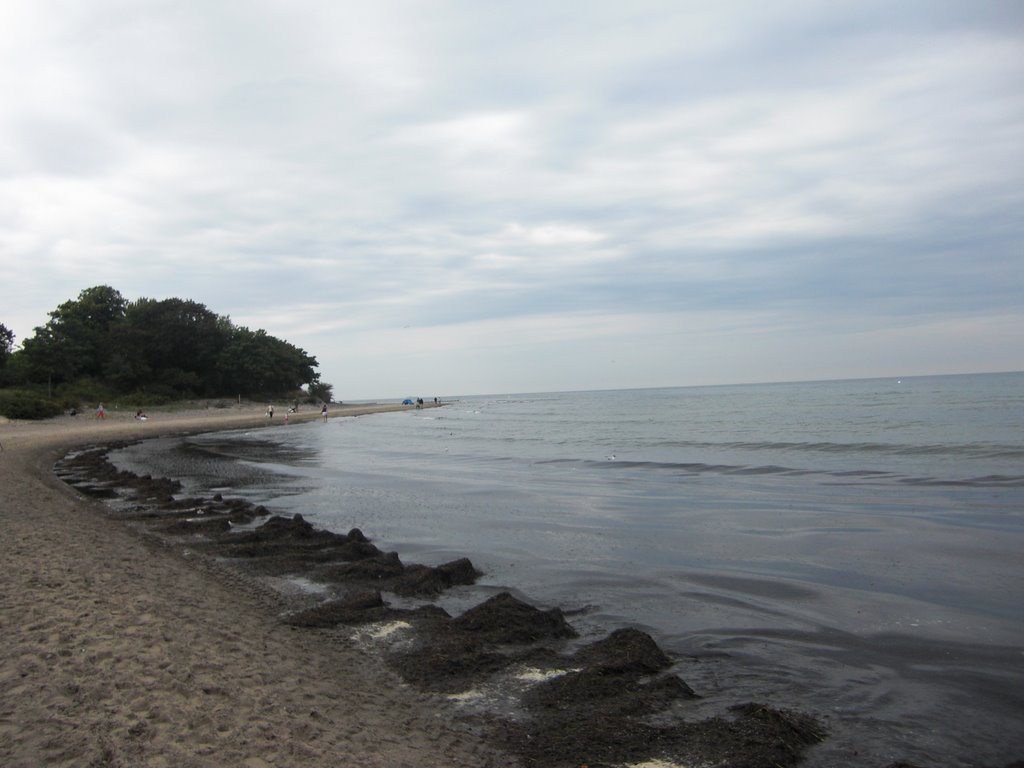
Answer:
119;390;175;407
55;378;117;406
0;390;65;420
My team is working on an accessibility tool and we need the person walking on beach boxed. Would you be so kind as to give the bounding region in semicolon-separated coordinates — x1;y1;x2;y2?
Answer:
266;404;274;418
96;403;105;419
321;403;328;421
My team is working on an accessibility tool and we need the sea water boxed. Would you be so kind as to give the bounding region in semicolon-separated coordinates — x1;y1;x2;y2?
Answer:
110;372;1024;767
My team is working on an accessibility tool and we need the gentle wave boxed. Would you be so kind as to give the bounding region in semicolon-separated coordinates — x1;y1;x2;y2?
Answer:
535;456;1024;487
643;438;1024;460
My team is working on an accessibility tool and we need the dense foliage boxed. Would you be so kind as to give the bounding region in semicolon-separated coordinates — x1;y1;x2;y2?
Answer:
0;389;65;419
0;323;12;368
0;286;327;411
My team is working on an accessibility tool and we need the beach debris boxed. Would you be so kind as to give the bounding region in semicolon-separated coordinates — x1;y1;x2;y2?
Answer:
451;591;578;644
283;590;388;628
391;557;481;597
569;627;674;675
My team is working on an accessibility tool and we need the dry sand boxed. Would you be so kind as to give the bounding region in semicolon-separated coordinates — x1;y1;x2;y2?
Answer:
0;404;512;768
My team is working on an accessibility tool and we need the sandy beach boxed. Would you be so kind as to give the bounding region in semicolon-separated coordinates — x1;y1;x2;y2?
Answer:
0;404;512;768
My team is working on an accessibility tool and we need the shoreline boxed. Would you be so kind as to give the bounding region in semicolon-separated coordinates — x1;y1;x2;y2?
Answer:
0;404;513;768
9;405;1012;767
4;405;833;768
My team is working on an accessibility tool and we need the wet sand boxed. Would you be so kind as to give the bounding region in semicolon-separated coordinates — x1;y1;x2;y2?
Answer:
0;404;510;768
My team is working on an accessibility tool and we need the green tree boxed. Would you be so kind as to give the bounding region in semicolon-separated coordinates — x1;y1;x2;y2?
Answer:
7;286;320;400
18;325;78;392
19;286;126;385
308;380;334;403
0;323;13;368
218;327;319;397
119;298;228;396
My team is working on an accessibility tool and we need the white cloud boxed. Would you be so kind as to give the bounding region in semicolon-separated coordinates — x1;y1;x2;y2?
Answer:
1;0;1022;396
397;112;534;158
501;223;607;246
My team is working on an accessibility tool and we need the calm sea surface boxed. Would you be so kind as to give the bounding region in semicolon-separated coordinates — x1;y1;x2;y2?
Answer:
111;372;1024;767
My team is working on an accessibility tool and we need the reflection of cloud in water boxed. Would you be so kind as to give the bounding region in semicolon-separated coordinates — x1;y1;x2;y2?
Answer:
108;434;320;499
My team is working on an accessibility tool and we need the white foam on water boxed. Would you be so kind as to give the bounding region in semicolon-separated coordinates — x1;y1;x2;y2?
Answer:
447;689;484;702
276;575;330;596
366;620;412;640
514;667;575;683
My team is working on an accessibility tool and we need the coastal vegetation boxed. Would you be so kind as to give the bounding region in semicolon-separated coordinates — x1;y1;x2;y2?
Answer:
0;286;331;419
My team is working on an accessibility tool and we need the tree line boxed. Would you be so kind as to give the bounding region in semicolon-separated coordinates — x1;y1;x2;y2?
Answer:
0;286;331;418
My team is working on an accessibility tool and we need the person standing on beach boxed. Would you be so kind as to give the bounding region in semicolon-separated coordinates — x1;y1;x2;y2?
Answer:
266;404;274;418
321;403;328;421
96;403;105;419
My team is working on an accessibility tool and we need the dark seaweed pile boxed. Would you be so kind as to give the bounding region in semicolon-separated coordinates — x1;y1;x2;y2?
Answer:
54;443;1022;768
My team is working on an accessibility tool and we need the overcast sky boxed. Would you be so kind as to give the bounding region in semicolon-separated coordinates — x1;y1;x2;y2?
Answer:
2;1;1021;399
